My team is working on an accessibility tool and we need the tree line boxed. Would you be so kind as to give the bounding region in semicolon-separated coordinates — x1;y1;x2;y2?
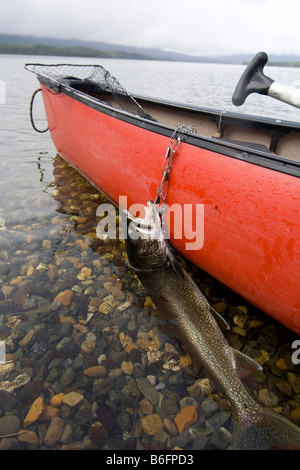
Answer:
0;42;152;60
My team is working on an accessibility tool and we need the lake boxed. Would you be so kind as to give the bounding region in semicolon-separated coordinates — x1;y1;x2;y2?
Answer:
0;54;299;451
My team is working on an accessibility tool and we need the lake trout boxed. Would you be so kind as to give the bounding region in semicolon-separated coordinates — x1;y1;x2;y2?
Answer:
125;200;300;450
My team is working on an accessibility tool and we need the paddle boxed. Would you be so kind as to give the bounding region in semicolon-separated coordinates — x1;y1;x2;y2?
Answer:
232;51;300;109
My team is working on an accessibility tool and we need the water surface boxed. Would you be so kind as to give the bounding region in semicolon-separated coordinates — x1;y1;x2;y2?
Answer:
0;55;299;451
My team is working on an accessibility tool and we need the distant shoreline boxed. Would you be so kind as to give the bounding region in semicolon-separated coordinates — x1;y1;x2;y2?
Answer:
0;42;153;61
242;60;300;68
268;62;300;68
1;41;300;67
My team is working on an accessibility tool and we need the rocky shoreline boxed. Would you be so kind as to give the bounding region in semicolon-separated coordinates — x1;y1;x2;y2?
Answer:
0;155;300;450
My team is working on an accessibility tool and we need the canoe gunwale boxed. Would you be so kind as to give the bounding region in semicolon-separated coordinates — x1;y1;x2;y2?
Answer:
39;77;300;179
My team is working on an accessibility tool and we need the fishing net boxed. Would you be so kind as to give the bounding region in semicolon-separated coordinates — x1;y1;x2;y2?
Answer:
25;63;155;121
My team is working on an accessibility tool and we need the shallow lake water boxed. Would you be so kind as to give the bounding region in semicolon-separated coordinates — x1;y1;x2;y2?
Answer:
0;55;300;450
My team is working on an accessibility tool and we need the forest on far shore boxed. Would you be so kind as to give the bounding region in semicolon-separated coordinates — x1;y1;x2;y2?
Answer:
0;42;152;60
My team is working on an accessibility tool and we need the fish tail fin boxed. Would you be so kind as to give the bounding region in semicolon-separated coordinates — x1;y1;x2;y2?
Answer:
233;403;300;450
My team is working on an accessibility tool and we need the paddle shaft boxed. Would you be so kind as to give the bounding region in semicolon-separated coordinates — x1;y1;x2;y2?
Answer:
268;82;300;109
232;51;300;109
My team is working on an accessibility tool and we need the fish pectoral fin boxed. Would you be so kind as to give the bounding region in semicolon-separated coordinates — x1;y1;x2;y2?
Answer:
209;306;230;331
232;348;262;378
166;247;185;280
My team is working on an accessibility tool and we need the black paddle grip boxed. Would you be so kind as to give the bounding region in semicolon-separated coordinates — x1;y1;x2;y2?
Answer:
232;52;274;106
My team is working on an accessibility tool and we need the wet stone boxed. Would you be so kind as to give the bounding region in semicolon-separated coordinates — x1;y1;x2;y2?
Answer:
209;427;232;450
62;392;84;408
23;297;37;310
276;380;293;397
58;323;74;338
50;393;65;407
290;407;300;421
17;378;44;404
122;376;138;397
109;389;124;406
40;405;60;423
201;399;220;418
132;362;145;379
121;360;134;375
257;389;279;407
89;421;105;443
287;373;300;393
0;415;21;436
179;396;199;409
73;354;85;370
74;406;93;425
60;423;73;445
61;357;73;372
51;381;63;395
46;367;60;383
136;377;160;405
172;429;192;448
54;290;73;307
153;430;172;448
84;366;107;378
141;414;164;436
163;417;178;437
23;396;45;427
18;429;39;446
56;337;72;352
2;373;31;394
0;390;21;412
92;377;116;398
60;367;76;388
205;411;230;434
108;369;123;381
159;397;179;419
44;417;64;447
269;362;284;377
189;435;209;450
117;411;131;431
81;339;96;354
174;406;198;434
138;398;154;416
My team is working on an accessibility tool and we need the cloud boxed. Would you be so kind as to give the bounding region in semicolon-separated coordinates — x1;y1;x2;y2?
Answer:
0;0;299;56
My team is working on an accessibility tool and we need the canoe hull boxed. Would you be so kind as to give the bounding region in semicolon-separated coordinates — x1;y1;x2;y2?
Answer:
41;84;300;335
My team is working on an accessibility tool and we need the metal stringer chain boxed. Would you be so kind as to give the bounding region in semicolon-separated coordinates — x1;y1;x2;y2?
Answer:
154;123;197;207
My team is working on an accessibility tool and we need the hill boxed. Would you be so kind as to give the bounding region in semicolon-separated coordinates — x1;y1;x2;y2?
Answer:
0;34;218;63
0;41;151;60
1;33;300;65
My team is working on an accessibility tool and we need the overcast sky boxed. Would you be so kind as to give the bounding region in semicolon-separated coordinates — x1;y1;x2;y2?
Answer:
1;0;299;57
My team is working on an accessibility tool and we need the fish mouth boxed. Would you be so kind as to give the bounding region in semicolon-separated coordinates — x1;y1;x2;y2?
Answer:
125;200;164;241
125;200;168;271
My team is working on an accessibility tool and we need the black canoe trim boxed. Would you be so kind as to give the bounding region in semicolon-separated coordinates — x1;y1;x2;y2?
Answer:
40;78;300;179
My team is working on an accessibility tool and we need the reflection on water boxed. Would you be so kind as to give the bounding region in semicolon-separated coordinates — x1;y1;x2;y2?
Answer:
0;154;300;450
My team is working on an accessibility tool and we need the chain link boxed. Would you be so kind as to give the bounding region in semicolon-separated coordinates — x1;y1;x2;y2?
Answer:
154;124;197;207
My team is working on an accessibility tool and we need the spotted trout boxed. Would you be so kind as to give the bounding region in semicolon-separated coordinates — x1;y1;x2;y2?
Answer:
125;200;300;450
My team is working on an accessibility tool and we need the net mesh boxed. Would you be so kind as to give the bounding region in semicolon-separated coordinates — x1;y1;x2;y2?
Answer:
25;63;155;120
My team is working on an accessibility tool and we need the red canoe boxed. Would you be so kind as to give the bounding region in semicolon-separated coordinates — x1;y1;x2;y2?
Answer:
26;62;300;334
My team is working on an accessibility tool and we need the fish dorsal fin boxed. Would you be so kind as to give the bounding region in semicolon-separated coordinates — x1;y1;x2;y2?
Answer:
232;348;262;378
209;306;230;331
166;246;185;280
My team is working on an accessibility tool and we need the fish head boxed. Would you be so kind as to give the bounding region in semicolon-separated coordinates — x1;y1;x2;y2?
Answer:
125;200;168;271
